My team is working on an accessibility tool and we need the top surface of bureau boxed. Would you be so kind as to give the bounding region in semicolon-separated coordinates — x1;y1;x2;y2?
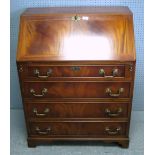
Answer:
16;6;136;62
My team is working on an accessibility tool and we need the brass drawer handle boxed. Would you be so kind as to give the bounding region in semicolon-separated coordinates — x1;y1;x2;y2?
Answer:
30;88;48;97
33;108;50;116
35;127;51;135
105;107;122;117
105;127;121;135
106;88;124;97
34;69;52;78
99;68;118;78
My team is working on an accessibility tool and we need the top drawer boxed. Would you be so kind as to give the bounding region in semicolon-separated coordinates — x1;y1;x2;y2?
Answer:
18;64;134;80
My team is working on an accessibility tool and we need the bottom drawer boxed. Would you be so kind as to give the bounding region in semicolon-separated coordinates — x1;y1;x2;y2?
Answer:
29;122;127;137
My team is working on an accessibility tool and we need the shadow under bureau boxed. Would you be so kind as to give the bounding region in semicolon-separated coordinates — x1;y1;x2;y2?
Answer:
16;6;136;148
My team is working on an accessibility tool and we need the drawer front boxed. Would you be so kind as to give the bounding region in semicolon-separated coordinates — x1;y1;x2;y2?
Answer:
27;102;128;119
29;122;127;137
24;82;130;98
23;64;132;79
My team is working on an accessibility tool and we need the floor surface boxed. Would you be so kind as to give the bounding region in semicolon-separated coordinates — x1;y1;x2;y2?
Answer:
10;110;144;155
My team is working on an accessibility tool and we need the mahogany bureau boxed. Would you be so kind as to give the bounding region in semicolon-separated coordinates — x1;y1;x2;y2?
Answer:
16;7;136;148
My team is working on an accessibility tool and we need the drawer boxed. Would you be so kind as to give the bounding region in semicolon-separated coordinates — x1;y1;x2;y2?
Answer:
24;82;131;98
27;102;128;119
29;122;127;137
20;64;133;80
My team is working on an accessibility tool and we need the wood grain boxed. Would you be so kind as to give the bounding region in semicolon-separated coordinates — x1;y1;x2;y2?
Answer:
22;7;132;15
29;121;127;136
16;7;136;148
26;102;129;119
16;7;136;61
23;81;131;98
27;65;125;78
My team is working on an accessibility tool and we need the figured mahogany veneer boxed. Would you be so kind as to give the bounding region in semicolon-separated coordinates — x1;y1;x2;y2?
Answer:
29;122;127;137
27;65;126;78
16;7;136;148
20;63;134;81
24;81;130;98
27;102;129;119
